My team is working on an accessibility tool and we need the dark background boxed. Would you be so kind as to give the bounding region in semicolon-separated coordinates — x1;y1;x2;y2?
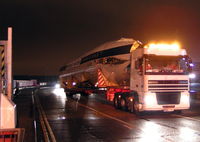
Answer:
0;0;200;75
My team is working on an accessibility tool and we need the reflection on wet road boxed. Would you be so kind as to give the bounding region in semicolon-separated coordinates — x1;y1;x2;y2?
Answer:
37;87;200;142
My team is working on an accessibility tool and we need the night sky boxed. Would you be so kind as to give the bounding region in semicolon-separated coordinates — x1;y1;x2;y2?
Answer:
1;0;200;75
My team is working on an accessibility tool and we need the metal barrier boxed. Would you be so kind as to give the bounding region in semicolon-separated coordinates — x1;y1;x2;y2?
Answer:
0;128;25;142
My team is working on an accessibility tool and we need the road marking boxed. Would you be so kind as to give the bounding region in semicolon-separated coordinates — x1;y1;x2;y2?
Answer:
77;102;175;142
172;114;200;122
78;103;134;129
35;94;57;142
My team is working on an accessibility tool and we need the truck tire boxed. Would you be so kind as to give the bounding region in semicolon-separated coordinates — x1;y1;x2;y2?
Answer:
128;101;134;113
120;98;127;111
133;100;142;116
114;97;120;109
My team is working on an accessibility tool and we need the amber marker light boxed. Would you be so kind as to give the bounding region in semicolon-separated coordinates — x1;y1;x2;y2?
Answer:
145;41;180;50
144;41;184;56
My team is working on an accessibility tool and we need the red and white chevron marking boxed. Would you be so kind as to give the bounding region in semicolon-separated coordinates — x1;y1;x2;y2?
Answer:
97;69;106;87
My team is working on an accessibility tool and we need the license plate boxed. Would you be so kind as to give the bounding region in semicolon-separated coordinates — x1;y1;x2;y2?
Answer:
163;106;175;112
163;108;174;112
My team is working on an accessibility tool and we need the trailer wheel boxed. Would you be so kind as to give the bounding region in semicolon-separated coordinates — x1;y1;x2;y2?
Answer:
114;97;120;109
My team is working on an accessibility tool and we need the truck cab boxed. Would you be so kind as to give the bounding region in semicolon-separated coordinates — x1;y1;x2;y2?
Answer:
130;42;191;112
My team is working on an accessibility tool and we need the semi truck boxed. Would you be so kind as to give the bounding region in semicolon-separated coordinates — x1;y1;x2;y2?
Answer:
59;38;192;114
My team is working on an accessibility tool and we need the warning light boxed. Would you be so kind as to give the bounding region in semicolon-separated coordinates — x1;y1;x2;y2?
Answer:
145;42;180;50
144;42;185;56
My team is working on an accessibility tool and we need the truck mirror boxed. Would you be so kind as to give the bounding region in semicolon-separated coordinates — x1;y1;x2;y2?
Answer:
135;58;143;69
135;60;139;69
188;62;193;73
135;58;143;75
139;66;143;75
186;56;193;73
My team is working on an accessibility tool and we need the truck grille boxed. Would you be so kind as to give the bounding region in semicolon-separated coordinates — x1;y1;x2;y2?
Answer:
156;92;181;104
148;80;188;92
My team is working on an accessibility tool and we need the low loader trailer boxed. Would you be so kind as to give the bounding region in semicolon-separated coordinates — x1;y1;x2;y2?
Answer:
59;38;192;114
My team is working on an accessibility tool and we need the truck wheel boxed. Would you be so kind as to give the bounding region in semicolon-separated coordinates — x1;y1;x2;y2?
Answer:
114;97;119;109
120;98;127;111
133;100;141;115
129;102;134;113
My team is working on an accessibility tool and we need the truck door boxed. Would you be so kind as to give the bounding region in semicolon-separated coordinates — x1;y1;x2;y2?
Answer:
130;55;144;94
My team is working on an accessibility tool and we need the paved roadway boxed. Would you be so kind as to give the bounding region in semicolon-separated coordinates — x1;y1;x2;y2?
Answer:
36;87;200;142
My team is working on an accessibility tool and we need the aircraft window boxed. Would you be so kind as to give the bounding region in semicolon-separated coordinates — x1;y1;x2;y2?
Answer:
98;57;127;64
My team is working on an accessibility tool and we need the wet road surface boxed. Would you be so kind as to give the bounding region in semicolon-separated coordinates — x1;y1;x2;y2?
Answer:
36;87;200;142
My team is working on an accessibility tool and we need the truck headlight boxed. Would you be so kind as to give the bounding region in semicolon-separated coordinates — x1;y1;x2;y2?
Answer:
144;93;156;106
55;83;60;88
181;94;189;104
189;73;196;79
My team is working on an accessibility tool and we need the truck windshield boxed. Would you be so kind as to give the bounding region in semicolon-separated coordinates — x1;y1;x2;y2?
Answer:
145;55;189;75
